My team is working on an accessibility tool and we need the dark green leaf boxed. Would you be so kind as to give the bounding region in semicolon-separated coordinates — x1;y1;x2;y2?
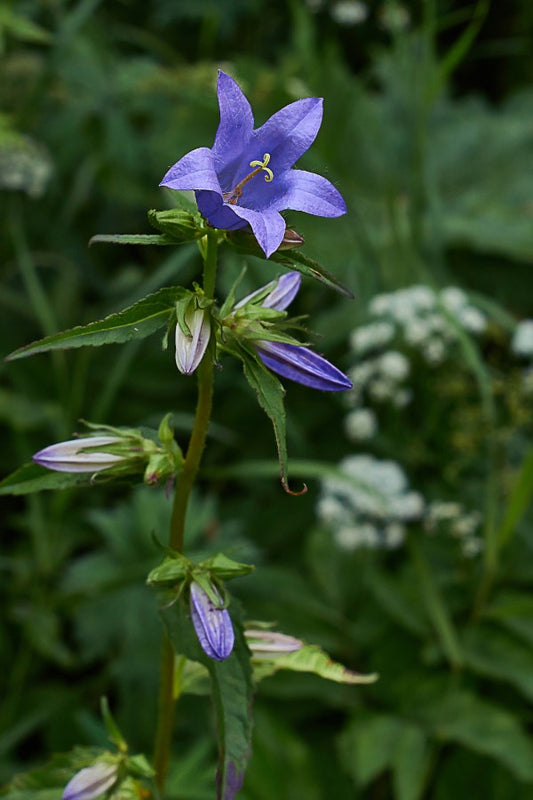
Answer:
423;690;533;781
236;347;306;496
462;624;533;702
6;287;185;360
271;249;354;298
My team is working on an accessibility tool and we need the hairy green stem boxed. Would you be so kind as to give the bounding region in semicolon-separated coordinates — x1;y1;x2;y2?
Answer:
153;231;218;794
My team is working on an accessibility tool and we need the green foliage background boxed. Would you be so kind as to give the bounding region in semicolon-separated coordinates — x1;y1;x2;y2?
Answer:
2;1;533;798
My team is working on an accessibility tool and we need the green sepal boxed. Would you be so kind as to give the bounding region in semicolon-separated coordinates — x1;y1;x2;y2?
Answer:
148;208;206;242
125;754;155;780
6;286;188;361
200;552;255;580
146;552;192;586
101;697;127;752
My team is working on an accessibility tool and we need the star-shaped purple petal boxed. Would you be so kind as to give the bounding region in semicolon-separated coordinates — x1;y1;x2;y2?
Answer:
160;71;346;257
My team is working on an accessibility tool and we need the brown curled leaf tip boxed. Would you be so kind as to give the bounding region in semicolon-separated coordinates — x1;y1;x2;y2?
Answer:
281;476;308;496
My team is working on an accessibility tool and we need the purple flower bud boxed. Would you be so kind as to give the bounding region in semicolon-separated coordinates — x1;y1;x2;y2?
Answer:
33;436;126;473
234;272;301;312
245;629;302;657
256;340;353;391
63;761;119;800
190;582;235;661
175;308;211;375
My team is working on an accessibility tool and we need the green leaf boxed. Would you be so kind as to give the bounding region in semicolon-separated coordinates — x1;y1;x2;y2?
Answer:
89;233;175;246
462;624;533;702
225;229;353;297
484;591;533;647
423;690;533;781
338;714;403;787
6;287;186;361
391;725;431;800
161;600;254;800
0;462;104;495
252;641;378;685
271;248;354;298
236;346;306;496
497;446;533;548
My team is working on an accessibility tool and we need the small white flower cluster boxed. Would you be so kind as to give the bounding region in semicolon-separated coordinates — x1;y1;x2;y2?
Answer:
425;500;484;558
344;285;488;440
364;285;487;365
317;454;424;551
511;319;533;358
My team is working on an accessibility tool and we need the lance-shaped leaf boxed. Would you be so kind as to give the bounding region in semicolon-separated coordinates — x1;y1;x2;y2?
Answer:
0;462;118;495
250;639;379;685
226;228;353;298
161;599;253;800
236;344;306;496
6;287;187;361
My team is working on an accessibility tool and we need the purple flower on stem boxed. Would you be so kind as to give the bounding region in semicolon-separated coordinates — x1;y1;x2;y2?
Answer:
160;71;346;258
63;762;119;800
190;581;235;662
237;272;353;392
33;436;126;473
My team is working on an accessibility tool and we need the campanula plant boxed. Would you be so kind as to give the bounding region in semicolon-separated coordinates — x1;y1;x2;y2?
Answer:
2;69;374;800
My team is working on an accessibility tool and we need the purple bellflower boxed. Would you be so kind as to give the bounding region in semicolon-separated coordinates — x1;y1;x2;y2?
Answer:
190;581;235;662
237;272;353;392
160;71;346;258
33;436;126;473
63;761;119;800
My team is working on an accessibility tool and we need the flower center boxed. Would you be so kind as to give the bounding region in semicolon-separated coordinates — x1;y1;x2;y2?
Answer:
223;153;274;205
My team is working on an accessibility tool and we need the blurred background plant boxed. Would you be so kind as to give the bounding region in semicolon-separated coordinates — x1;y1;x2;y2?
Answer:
2;1;533;798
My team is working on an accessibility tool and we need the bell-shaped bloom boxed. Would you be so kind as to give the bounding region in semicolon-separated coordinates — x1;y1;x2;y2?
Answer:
190;581;235;662
63;761;119;800
175;307;211;375
33;436;126;473
235;271;353;391
160;71;346;258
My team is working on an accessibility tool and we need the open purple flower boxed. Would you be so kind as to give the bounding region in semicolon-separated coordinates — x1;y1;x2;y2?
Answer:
236;272;353;392
190;581;235;662
160;71;346;258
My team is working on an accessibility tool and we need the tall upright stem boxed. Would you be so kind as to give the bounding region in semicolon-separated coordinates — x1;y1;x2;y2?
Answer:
153;231;219;794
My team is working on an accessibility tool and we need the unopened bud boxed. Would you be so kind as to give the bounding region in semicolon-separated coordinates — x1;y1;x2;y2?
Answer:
175;308;211;375
277;228;304;250
190;581;234;662
63;761;119;800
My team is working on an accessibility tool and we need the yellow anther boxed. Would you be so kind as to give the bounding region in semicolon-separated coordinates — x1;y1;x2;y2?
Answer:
249;153;274;182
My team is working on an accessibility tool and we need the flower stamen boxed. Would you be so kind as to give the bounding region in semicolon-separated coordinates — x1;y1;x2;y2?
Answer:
223;153;274;205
